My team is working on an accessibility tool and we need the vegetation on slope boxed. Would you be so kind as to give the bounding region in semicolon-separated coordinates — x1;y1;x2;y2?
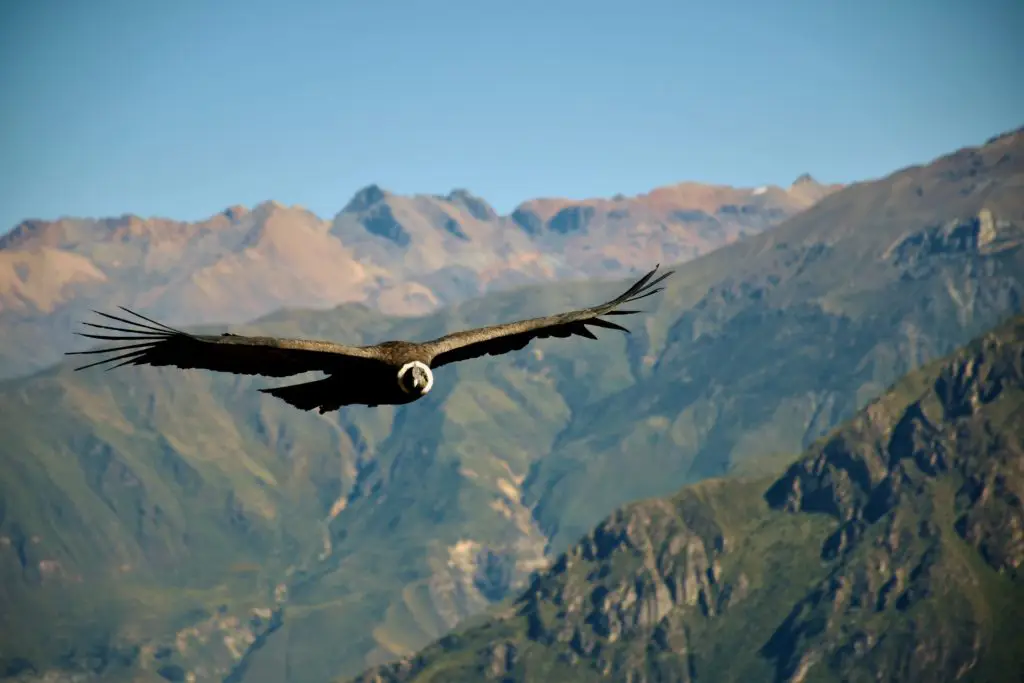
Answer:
0;129;1021;681
347;314;1024;683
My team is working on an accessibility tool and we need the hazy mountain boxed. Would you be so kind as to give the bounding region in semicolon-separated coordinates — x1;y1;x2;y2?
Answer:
347;313;1024;683
0;128;1020;682
0;177;835;380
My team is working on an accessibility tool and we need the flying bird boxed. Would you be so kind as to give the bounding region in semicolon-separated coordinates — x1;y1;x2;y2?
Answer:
67;265;672;413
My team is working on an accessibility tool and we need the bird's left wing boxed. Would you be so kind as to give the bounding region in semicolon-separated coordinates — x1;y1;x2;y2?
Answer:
66;307;387;377
421;265;672;368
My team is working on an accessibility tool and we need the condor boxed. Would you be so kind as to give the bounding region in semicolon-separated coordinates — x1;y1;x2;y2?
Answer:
68;266;672;414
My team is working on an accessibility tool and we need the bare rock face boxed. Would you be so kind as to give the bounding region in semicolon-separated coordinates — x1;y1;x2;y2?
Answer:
886;211;1024;281
522;498;727;654
757;317;1024;682
766;319;1024;575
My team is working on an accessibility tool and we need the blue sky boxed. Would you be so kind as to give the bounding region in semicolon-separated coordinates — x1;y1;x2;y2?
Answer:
1;0;1021;231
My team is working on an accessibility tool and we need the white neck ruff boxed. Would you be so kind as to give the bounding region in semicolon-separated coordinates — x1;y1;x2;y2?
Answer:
398;360;434;394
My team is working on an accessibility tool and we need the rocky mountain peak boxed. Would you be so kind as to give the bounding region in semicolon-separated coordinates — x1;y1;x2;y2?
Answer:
222;204;249;221
791;172;819;187
444;188;497;221
343;184;389;214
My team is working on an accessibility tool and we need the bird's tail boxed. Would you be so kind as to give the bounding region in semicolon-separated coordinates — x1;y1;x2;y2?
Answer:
259;376;352;413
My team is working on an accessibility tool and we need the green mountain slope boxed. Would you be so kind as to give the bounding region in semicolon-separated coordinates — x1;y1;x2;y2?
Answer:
347;313;1024;683
522;126;1024;552
0;128;1021;682
0;289;632;682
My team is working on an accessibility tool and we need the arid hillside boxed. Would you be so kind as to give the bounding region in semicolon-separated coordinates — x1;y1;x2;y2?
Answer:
0;176;838;379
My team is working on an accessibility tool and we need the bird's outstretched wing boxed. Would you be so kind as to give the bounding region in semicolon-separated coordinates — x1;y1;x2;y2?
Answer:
422;265;672;368
66;307;387;378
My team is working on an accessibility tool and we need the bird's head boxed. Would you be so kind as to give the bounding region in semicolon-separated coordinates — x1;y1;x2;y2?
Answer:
397;360;433;397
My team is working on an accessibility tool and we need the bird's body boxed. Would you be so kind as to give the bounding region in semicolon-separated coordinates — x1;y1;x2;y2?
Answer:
256;346;433;412
67;266;672;413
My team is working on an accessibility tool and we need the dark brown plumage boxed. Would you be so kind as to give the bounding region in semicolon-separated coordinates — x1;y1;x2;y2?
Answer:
66;265;672;413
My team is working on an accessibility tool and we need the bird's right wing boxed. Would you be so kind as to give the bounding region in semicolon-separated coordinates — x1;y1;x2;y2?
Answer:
66;307;387;377
422;265;672;368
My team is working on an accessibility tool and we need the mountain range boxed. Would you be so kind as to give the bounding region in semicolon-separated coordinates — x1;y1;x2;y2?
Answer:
0;175;838;380
0;127;1021;682
348;312;1024;683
